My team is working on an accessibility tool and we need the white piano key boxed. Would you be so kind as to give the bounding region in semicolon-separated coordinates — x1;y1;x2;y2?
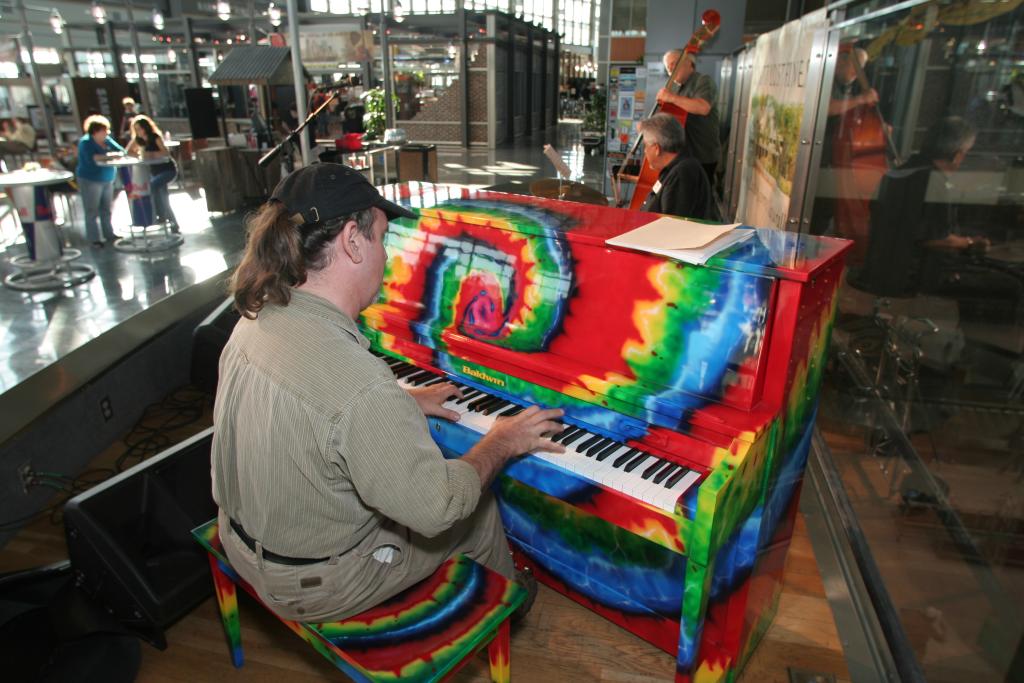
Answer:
396;365;701;513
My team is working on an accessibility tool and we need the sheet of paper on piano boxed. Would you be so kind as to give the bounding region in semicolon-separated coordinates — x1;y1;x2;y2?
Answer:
604;216;752;265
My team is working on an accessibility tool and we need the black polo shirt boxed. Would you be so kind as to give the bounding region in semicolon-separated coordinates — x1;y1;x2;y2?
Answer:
640;153;716;220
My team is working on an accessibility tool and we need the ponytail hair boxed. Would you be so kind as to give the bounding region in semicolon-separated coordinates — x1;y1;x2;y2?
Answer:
230;201;375;318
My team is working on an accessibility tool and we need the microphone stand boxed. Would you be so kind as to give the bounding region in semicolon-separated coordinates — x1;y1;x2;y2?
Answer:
258;90;340;169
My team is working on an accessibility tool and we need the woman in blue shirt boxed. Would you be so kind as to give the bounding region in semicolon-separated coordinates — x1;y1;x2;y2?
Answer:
76;115;124;247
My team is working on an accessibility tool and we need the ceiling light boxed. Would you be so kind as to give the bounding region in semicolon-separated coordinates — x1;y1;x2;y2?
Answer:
393;0;405;23
267;2;282;27
50;9;64;34
91;1;108;25
216;1;231;21
152;8;165;30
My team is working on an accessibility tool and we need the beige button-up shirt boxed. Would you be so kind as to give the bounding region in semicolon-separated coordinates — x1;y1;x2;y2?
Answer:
211;289;482;559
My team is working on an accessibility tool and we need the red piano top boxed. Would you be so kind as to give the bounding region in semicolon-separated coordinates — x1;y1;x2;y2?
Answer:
381;182;850;283
366;182;850;448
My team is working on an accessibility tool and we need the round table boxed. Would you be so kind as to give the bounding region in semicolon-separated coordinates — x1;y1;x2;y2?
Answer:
528;179;609;206
99;155;184;253
0;168;96;291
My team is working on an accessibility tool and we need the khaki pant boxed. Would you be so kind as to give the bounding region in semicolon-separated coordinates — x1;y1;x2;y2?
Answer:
218;492;513;623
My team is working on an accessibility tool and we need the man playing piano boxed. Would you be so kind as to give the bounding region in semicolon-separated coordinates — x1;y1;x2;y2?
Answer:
637;113;717;220
211;163;564;623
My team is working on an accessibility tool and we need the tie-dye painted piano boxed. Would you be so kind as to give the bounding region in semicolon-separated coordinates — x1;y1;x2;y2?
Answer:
362;183;850;682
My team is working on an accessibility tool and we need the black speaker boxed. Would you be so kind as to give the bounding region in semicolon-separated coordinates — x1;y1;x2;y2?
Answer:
184;88;220;139
63;428;217;649
190;297;240;394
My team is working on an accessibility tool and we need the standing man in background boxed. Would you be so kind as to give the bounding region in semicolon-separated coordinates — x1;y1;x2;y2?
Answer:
118;97;141;144
656;49;722;190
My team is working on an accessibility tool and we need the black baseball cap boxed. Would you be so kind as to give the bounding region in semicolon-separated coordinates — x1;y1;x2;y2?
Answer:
270;163;415;227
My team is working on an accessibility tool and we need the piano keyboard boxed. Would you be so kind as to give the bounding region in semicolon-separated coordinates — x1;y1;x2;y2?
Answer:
378;354;702;514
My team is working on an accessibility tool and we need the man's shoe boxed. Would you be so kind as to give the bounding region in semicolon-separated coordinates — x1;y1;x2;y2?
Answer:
512;567;538;623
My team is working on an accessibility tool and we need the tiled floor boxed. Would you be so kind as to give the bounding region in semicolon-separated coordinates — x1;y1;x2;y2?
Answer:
0;122;605;395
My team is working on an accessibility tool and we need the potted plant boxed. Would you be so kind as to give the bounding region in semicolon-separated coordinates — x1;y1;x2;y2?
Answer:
361;87;386;141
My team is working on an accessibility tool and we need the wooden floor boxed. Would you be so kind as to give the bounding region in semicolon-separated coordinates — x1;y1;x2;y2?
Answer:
0;390;850;682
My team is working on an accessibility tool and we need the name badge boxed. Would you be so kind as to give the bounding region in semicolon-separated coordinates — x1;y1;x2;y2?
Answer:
652;180;663;194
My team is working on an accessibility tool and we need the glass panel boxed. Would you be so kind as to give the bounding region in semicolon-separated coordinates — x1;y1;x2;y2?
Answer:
610;0;643;35
74;50;116;78
391;43;461;122
811;2;1024;681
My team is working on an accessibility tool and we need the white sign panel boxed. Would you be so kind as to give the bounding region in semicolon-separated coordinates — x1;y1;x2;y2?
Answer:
736;8;828;229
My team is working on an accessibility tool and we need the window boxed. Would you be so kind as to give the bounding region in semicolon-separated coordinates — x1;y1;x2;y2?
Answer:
74;50;116;78
610;0;645;36
309;0;385;13
557;0;596;47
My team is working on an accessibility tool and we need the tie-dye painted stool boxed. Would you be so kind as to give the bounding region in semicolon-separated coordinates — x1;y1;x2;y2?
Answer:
192;519;525;682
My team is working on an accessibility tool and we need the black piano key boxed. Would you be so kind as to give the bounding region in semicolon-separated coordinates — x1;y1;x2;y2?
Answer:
494;404;521;417
481;397;507;413
575;434;603;451
642;459;668;480
665;466;692;488
612;448;641;468
552;425;579;442
481;399;508;414
482;399;512;415
393;365;421;379
623;452;650;473
585;438;612;457
469;395;499;412
561;429;589;446
405;370;435;384
465;394;491;411
454;390;482;405
422;376;446;387
594;442;622;462
653;463;679;485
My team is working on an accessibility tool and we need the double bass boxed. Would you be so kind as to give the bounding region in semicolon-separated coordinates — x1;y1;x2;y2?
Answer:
613;10;721;210
831;44;900;263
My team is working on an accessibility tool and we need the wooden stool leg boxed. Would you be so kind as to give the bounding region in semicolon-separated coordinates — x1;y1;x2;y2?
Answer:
208;554;244;668
487;620;511;683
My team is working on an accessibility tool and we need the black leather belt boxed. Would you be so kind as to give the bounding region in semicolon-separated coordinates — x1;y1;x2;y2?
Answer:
228;518;329;566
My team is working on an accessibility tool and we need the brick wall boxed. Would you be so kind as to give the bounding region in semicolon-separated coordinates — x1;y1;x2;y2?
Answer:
397;40;554;146
400;48;489;144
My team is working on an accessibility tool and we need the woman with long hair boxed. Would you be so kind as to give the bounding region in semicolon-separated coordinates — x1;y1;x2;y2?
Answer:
125;114;178;231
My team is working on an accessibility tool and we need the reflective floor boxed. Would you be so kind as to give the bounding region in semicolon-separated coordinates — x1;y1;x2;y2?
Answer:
0;122;605;394
0;188;246;393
